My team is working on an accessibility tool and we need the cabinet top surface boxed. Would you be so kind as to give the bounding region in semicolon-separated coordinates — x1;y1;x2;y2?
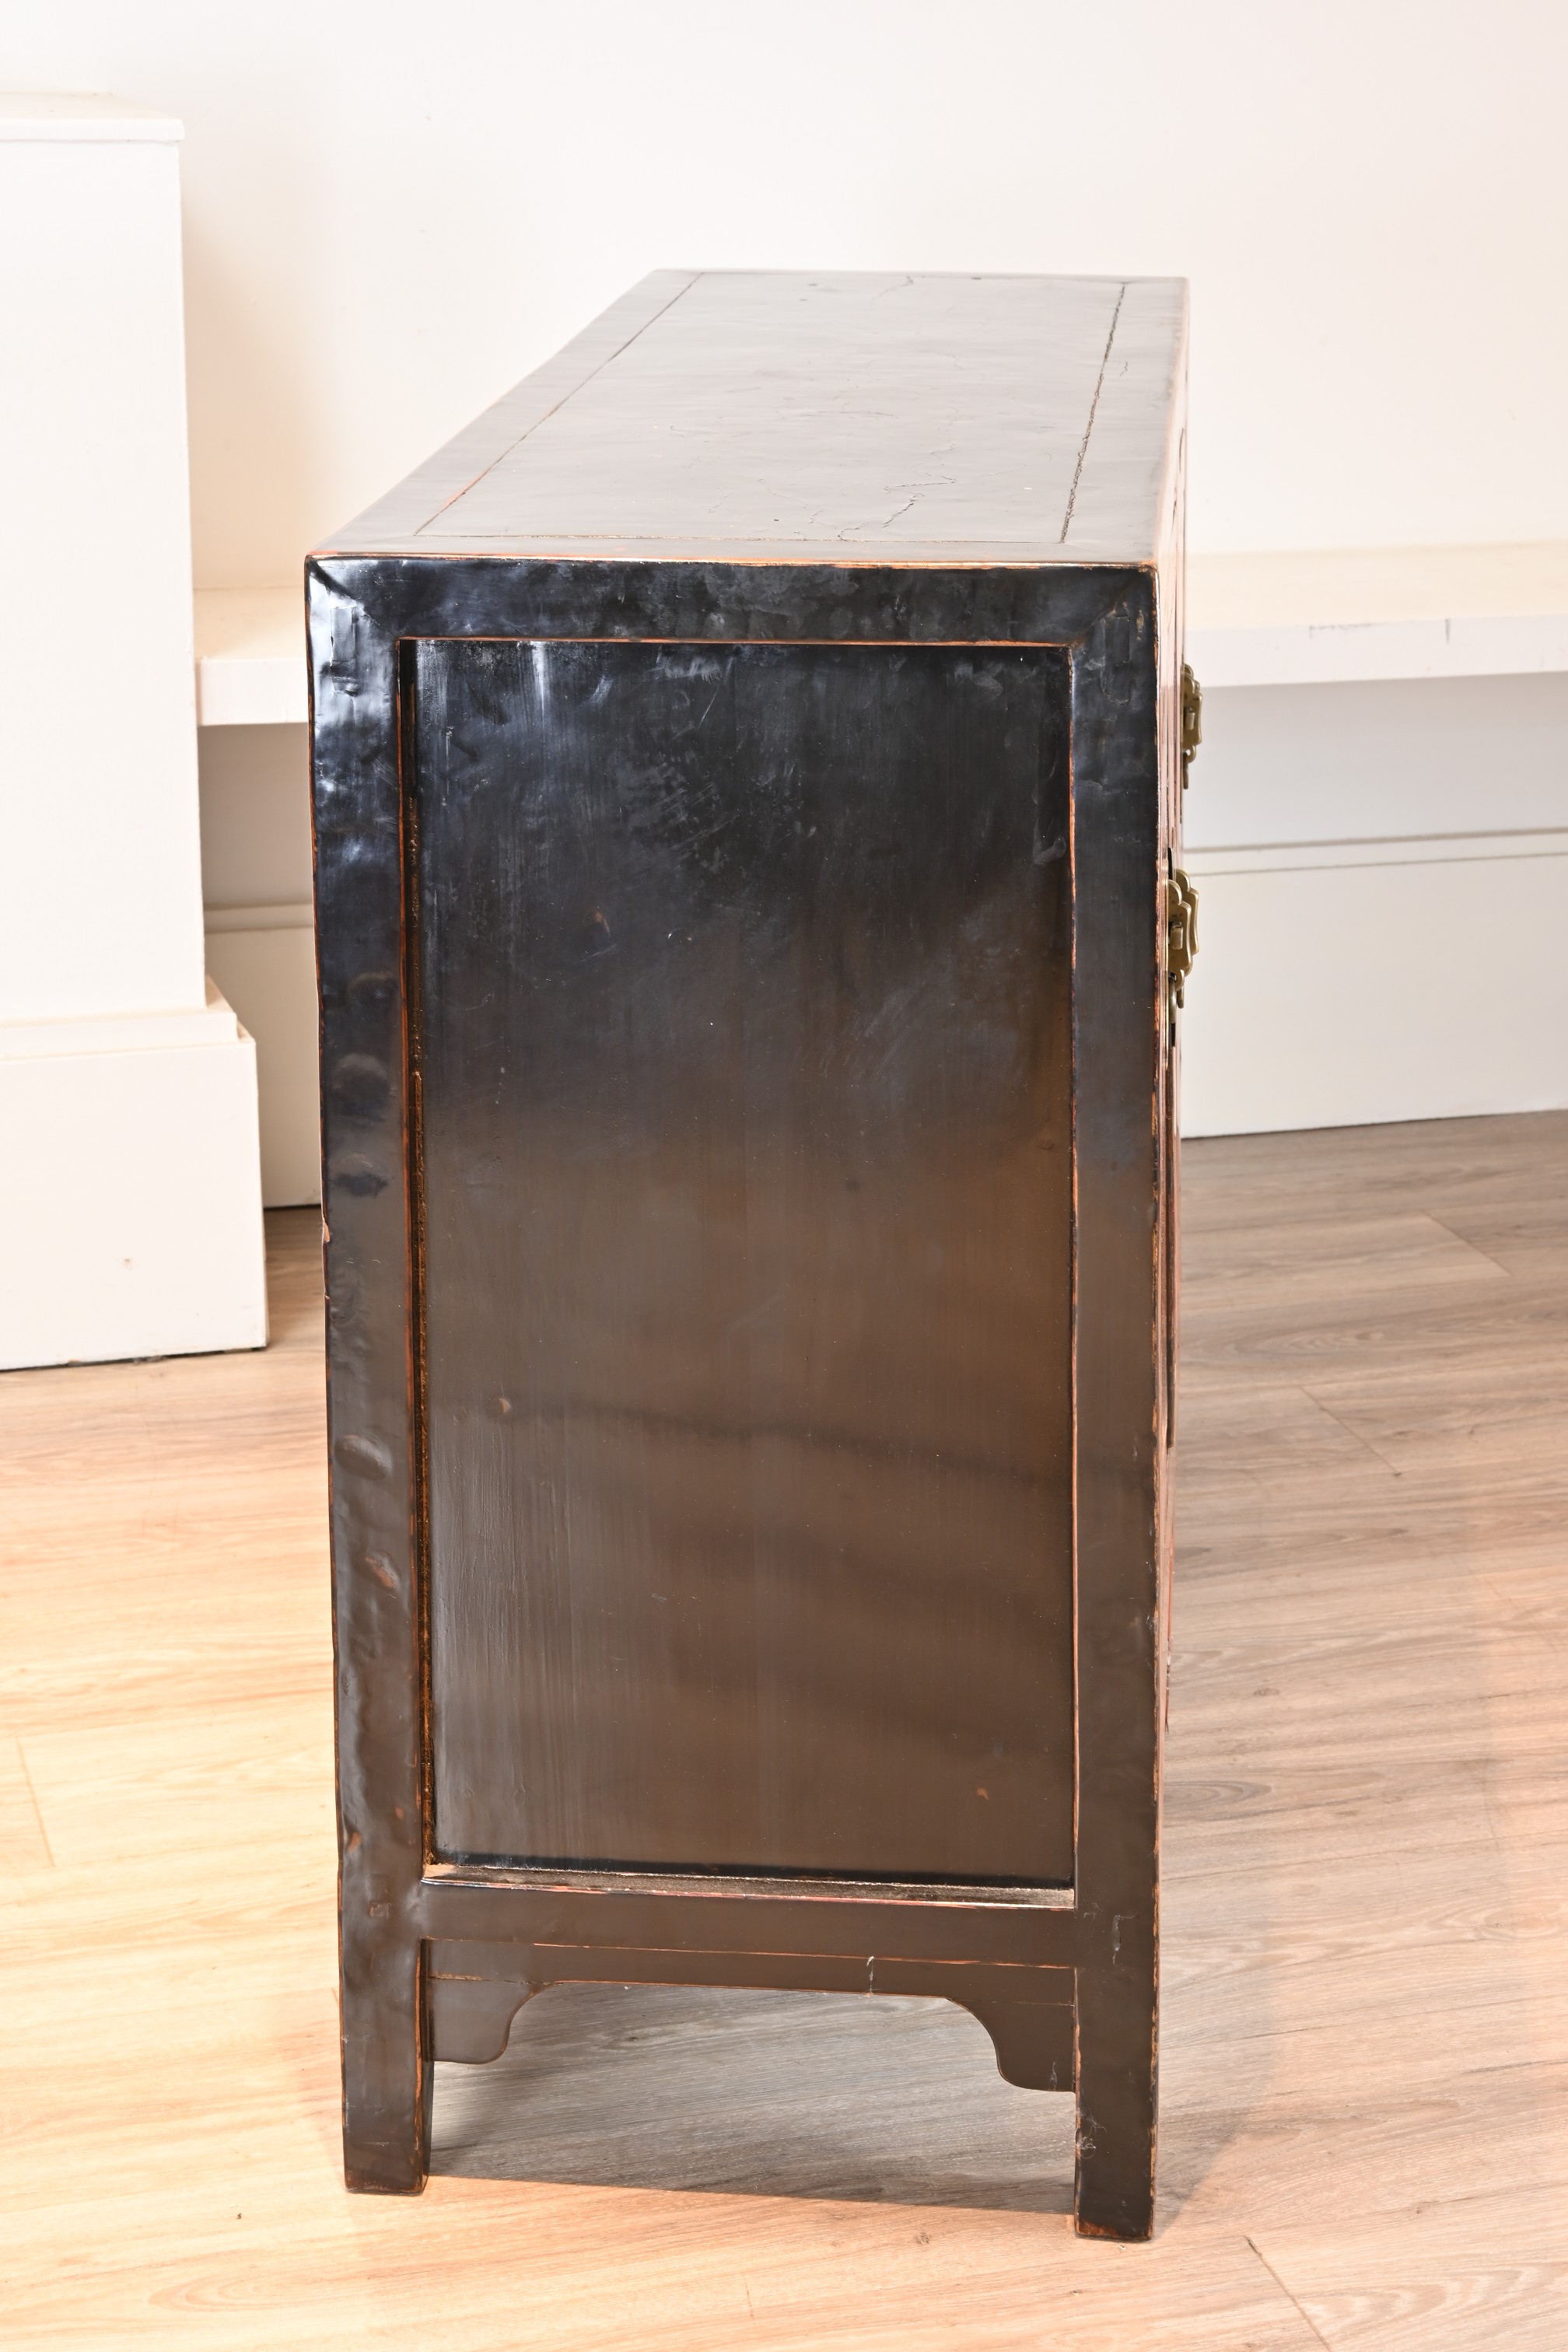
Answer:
324;271;1188;569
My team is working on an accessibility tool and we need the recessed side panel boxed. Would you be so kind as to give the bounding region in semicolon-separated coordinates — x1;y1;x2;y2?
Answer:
412;639;1073;1883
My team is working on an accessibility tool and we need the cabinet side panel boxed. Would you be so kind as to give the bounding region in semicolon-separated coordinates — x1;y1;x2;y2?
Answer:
411;637;1076;1886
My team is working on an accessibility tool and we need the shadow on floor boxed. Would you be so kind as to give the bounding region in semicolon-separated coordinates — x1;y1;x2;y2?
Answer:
431;1982;1076;2214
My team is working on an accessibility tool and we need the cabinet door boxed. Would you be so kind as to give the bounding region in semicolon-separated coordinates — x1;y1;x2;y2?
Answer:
411;637;1075;1885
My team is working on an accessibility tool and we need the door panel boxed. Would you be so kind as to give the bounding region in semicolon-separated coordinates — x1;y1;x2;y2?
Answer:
413;638;1075;1883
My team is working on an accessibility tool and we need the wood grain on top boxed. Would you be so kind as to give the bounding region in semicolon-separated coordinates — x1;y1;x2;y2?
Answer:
327;271;1187;565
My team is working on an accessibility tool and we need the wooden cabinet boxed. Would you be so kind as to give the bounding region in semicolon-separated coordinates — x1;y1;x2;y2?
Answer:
310;271;1188;2241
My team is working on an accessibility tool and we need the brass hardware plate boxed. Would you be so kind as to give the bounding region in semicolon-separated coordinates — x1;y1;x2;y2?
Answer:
1166;868;1199;1011
1180;663;1202;786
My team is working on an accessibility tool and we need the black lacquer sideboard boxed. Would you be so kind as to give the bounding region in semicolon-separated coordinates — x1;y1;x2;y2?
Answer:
309;269;1192;2240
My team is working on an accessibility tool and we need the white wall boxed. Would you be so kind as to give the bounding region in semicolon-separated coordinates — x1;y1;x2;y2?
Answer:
9;7;1566;1186
8;0;1568;583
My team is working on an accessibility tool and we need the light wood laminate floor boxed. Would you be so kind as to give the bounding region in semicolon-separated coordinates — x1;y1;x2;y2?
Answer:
3;1114;1566;2348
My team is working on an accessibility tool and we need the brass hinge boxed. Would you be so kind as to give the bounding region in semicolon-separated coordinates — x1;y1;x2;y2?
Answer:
1166;868;1199;1011
1181;663;1202;787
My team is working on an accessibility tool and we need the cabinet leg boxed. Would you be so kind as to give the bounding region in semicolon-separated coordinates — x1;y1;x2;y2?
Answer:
1073;1965;1157;2240
341;1933;430;2194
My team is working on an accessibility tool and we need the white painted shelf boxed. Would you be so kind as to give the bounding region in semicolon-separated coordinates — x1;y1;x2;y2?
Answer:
195;589;307;726
194;546;1568;726
1187;541;1568;687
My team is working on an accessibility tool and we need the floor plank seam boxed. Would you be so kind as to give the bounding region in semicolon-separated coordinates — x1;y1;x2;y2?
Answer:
1247;2236;1335;2347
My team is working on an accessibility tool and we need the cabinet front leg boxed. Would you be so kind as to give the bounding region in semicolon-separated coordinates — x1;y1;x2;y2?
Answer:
341;1931;430;2195
1073;1960;1157;2240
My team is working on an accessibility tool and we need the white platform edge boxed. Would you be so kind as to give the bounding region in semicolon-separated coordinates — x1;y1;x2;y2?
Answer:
1188;610;1568;688
0;975;240;1062
1187;828;1568;878
195;588;307;725
206;901;313;934
0;92;183;142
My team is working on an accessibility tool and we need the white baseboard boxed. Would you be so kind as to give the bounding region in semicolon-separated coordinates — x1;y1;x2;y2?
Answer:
1180;842;1568;1135
197;842;1568;1185
0;989;268;1369
205;914;320;1207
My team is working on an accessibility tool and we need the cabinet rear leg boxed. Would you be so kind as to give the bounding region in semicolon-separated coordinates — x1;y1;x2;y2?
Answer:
341;1932;430;2194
